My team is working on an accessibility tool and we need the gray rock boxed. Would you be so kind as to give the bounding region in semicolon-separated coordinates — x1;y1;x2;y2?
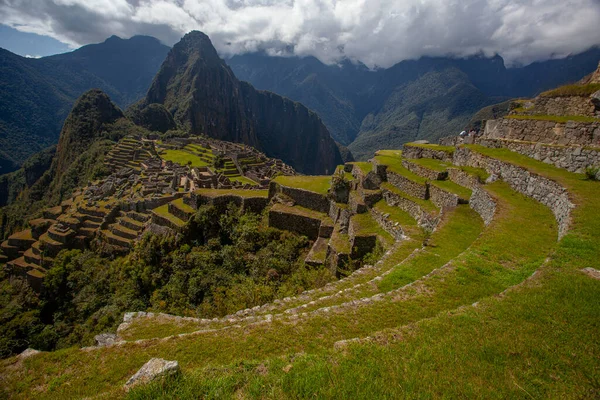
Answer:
591;90;600;109
19;348;40;359
94;333;121;347
124;358;180;390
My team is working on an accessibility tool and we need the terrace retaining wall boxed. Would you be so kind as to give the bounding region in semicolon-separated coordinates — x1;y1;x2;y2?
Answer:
453;147;574;239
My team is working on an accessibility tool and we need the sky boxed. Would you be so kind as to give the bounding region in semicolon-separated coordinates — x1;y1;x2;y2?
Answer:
1;0;600;68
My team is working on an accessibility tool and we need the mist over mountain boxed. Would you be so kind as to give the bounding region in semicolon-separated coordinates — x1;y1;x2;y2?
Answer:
0;35;169;174
229;47;600;159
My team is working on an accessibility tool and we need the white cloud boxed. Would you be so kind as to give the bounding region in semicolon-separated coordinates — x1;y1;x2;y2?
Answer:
1;0;599;67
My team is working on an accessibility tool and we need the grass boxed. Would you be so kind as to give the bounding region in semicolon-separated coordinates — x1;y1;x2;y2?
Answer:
229;176;258;186
350;213;395;247
272;175;331;195
372;200;420;234
406;157;452;172
152;204;185;227
194;189;268;198
350;162;373;174
270;203;329;221
430;179;473;199
458;165;490;181
170;198;195;215
540;83;600;97
404;143;455;154
374;154;428;185
329;228;352;254
380;183;439;214
506;114;599;123
4;146;600;399
160;149;209;167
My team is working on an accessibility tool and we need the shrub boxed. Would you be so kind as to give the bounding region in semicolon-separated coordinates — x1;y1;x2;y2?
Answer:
585;166;600;181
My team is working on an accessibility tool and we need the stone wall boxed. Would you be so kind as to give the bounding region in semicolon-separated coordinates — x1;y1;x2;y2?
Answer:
469;186;496;226
370;208;405;240
189;193;268;213
531;96;596;118
453;147;574;239
329;201;351;232
429;185;460;210
447;168;482;189
382;189;440;232
386;171;428;199
269;182;330;213
484;118;600;147
402;160;446;180
268;209;322;240
478;138;600;173
350;164;383;190
402;144;454;162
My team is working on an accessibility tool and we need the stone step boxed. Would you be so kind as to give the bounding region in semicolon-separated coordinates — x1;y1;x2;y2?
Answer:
110;224;138;240
127;211;150;223
39;233;66;256
23;248;41;266
401;159;447;181
31;241;42;256
78;227;97;239
43;206;63;220
47;227;75;244
7;230;36;249
1;241;21;260
101;230;132;248
82;220;101;229
305;238;329;267
73;213;104;224
118;217;145;232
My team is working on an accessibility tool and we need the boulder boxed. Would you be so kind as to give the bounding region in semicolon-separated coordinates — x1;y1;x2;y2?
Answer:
124;358;180;390
591;90;600;110
19;348;40;359
94;333;122;347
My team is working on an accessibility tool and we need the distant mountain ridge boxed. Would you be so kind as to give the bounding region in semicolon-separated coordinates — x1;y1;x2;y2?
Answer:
137;31;343;174
0;35;170;174
228;47;600;159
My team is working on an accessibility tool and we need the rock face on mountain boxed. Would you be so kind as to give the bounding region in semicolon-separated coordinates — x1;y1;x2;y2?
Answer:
126;102;177;133
143;31;342;174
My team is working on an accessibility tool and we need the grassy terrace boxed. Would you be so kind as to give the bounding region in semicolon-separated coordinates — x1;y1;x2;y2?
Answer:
271;203;330;222
407;157;453;172
381;182;439;214
404;142;455;154
171;198;195;214
372;200;422;237
329;228;352;254
350;162;373;174
506;114;599;123
430;179;473;199
374;153;428;185
3;147;599;398
351;213;395;247
0;176;561;399
229;176;258;186
152;204;185;227
160;149;209;167
272;175;331;195
540;82;600;97
459;165;490;181
194;189;268;198
335;165;355;181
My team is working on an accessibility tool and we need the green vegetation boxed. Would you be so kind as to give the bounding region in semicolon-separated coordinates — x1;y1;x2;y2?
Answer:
430;179;473;199
350;213;395;247
374;153;428;184
407;157;452;172
229;176;258;186
506;114;599;123
153;204;185;227
161;149;209;167
0;204;326;358
381;183;439;213
194;189;268;198
350;162;373;174
272;175;332;195
540;83;600;97
372;200;420;236
458;165;490;181
404;142;455;154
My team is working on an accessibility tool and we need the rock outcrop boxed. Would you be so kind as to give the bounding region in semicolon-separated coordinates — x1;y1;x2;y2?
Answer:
143;31;342;174
124;358;180;390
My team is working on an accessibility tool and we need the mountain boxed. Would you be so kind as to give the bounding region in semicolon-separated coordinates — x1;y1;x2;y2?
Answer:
0;36;169;175
0;89;145;238
137;31;342;174
228;47;600;158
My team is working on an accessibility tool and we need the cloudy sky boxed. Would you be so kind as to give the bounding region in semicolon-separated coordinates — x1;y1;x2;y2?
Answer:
1;0;600;67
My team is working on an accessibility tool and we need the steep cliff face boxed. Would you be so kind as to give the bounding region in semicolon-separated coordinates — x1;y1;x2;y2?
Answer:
144;31;342;174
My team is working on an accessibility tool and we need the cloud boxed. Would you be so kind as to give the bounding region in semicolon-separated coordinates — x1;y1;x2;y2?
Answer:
1;0;600;68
